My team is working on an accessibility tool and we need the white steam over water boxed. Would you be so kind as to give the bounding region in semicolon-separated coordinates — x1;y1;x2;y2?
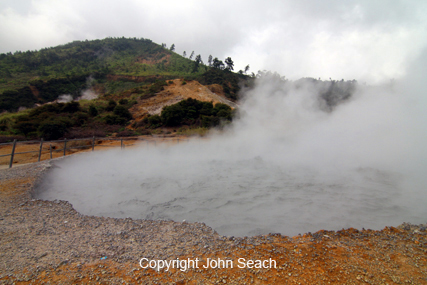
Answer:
36;64;427;237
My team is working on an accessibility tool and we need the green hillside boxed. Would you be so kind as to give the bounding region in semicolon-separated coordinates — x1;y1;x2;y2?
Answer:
0;37;251;141
1;37;197;92
0;37;249;111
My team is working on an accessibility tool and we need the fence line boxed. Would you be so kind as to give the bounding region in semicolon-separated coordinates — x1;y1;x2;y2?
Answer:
0;136;191;168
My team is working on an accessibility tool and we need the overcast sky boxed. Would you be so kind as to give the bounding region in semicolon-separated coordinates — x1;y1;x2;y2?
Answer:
1;0;426;83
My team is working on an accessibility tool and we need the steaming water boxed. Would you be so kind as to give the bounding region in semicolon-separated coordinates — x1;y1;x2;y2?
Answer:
35;74;427;237
36;139;425;237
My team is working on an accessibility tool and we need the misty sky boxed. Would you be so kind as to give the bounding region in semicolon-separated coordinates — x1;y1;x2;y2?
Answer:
1;0;427;83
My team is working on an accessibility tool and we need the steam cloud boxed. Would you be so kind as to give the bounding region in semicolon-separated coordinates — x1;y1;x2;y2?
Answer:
55;76;98;103
56;94;73;103
37;54;427;237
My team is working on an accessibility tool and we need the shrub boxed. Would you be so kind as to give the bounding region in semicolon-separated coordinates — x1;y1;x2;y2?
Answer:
147;114;162;128
200;102;214;116
14;121;38;137
62;101;80;113
72;111;89;126
89;105;98;116
0;87;37;112
147;80;167;95
213;103;231;114
113;105;133;121
161;104;185;126
201;116;220;128
37;119;67;140
118;98;128;105
106;99;117;111
148;114;161;125
216;109;232;120
103;114;127;125
29;103;63;116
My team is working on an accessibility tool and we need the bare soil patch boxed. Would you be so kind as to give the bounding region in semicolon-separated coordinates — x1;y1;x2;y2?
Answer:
129;79;237;122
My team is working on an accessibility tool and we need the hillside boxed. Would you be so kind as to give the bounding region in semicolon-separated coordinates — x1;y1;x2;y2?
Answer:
0;37;193;93
0;37;251;141
0;37;249;109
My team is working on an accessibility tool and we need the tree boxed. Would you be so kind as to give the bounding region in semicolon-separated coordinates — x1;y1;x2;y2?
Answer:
170;44;175;51
225;57;234;71
197;54;203;65
161;43;167;48
189;51;195;60
208;55;213;67
212;58;224;70
244;64;250;74
183;51;187;57
193;54;203;73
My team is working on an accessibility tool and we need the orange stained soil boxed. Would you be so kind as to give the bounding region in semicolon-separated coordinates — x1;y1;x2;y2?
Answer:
1;227;426;284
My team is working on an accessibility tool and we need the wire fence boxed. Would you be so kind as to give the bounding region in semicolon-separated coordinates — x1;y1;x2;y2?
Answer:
0;136;194;169
0;136;138;168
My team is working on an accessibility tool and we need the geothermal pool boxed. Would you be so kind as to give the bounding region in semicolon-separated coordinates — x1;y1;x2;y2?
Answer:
35;140;425;237
35;75;427;236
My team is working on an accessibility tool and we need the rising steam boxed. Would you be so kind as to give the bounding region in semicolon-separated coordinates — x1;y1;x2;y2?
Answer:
36;54;427;237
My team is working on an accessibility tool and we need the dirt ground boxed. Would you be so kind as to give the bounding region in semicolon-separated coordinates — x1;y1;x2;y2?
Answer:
0;147;426;284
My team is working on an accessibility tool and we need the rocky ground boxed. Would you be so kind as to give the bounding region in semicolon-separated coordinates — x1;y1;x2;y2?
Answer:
0;160;426;284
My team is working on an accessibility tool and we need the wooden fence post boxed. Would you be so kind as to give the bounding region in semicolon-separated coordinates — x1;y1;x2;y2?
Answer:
50;144;52;159
38;138;44;162
9;139;17;168
92;136;95;151
63;139;67;156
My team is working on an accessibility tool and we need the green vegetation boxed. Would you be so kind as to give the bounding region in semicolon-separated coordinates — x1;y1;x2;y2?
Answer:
2;99;134;140
0;37;250;113
137;98;233;130
199;68;247;100
0;37;253;140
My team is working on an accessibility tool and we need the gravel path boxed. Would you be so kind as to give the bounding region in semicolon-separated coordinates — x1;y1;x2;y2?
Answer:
1;159;426;284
